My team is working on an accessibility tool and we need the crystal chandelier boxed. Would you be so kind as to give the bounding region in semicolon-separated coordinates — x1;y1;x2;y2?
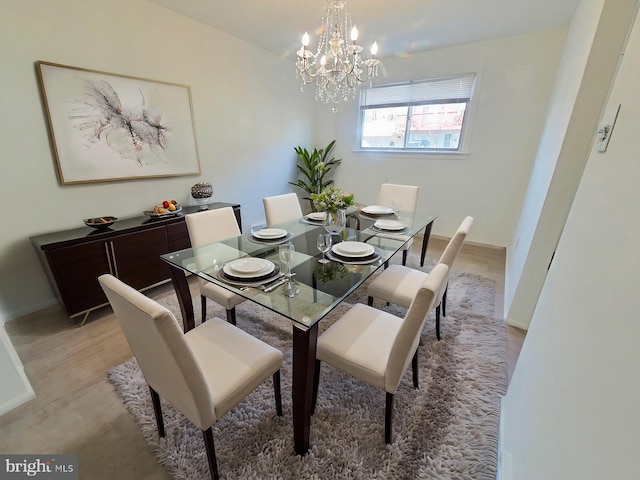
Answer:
296;0;380;110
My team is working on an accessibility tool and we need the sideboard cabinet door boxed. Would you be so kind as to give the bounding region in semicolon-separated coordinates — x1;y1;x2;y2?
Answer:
110;226;169;290
47;239;112;316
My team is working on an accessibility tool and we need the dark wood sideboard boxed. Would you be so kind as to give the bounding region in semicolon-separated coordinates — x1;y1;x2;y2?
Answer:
30;202;241;324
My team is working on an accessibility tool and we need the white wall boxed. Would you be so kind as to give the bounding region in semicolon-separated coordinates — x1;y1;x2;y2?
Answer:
0;0;314;320
500;5;640;478
313;28;567;246
504;0;637;329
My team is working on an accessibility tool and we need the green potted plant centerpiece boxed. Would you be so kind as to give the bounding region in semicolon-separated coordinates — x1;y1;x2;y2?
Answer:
310;185;356;240
289;140;341;210
309;185;355;213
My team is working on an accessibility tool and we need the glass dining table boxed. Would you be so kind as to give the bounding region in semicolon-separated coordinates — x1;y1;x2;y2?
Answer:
161;208;437;456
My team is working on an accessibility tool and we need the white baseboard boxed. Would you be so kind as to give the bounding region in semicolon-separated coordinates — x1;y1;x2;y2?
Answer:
497;396;512;480
504;316;529;331
497;398;504;480
2;297;59;325
0;390;36;416
0;324;35;415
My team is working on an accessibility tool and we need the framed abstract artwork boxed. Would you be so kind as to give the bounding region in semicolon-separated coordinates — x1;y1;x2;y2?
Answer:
36;61;201;184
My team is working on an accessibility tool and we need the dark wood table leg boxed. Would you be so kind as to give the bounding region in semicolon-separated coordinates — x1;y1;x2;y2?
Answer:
420;222;434;267
292;323;319;455
167;264;195;332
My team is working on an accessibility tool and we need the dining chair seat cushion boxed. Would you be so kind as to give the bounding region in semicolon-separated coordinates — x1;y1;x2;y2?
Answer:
367;264;427;308
317;304;404;393
200;280;245;310
185;317;283;423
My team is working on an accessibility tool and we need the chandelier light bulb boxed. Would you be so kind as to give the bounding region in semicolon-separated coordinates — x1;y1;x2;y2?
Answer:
370;41;378;56
350;25;358;42
302;32;310;47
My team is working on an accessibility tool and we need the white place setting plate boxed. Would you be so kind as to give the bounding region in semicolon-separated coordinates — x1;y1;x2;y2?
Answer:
302;212;326;224
252;228;288;239
223;258;275;278
332;241;375;258
362;205;395;215
307;212;326;221
373;219;407;231
326;246;381;265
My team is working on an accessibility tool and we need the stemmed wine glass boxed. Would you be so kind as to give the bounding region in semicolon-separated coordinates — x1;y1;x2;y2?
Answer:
324;209;347;237
391;198;403;215
317;233;332;264
279;242;299;297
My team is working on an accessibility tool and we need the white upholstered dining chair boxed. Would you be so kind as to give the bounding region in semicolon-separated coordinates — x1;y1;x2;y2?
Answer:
263;192;303;226
99;274;283;480
185;207;245;325
367;216;474;340
377;183;420;265
312;263;449;444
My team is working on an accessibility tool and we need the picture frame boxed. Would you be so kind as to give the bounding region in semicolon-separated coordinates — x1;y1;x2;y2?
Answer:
36;61;201;184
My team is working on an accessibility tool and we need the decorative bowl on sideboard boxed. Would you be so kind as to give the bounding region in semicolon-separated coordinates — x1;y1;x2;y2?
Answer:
83;216;118;229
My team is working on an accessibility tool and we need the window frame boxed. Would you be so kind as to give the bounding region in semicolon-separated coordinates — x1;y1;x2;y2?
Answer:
357;74;476;154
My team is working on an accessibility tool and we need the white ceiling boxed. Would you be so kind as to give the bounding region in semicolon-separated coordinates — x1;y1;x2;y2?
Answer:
145;0;581;58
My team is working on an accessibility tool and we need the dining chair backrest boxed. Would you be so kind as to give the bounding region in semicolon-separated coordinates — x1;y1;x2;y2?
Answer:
99;274;215;430
185;207;241;247
438;216;474;268
377;183;420;213
386;263;449;392
263;193;303;226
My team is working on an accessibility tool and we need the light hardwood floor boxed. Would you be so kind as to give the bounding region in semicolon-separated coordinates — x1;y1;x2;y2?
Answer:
0;237;524;479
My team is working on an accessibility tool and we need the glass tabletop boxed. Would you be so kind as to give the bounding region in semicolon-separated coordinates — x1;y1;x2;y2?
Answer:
161;210;437;330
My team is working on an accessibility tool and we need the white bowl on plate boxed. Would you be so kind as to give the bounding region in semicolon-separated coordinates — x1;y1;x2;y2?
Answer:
374;219;406;231
306;212;326;221
253;228;287;239
225;258;274;277
362;205;395;215
332;241;375;257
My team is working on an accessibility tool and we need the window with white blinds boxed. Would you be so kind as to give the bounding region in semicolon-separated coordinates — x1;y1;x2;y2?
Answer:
359;73;476;151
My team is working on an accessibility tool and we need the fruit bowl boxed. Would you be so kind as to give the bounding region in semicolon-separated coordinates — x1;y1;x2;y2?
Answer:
84;216;118;229
144;200;182;218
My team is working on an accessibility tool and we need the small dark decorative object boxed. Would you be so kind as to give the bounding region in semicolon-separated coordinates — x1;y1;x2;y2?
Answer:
191;182;213;210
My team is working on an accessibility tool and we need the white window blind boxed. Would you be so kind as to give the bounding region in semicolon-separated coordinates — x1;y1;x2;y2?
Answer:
361;73;476;107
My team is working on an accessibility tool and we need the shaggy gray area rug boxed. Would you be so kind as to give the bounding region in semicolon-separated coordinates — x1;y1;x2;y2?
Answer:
107;255;507;479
